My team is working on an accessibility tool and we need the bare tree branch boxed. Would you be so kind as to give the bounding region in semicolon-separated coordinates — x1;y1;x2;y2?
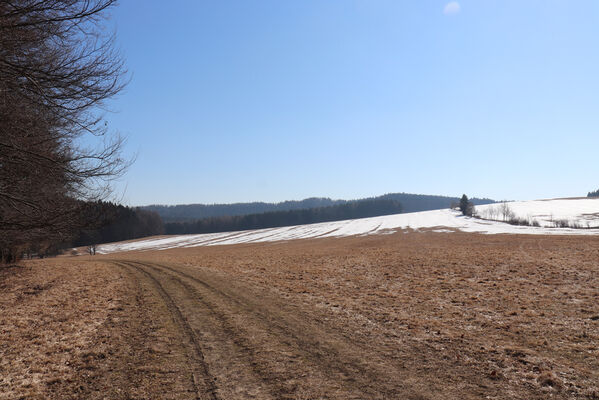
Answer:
0;0;129;262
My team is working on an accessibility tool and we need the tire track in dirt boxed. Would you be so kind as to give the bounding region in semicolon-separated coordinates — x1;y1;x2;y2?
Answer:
116;262;219;400
123;260;422;399
118;261;283;400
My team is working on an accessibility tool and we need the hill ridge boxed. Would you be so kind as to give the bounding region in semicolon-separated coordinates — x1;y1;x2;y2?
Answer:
142;192;495;223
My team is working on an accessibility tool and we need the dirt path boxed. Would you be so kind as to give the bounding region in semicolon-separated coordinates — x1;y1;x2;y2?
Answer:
114;259;426;400
2;232;598;399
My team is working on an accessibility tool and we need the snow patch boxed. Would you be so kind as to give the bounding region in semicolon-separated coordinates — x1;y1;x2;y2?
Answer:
96;198;599;254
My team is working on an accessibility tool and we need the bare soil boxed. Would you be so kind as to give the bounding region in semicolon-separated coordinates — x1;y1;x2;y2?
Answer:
1;232;598;399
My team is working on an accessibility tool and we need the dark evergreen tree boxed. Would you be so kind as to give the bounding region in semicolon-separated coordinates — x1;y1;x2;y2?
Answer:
459;194;469;215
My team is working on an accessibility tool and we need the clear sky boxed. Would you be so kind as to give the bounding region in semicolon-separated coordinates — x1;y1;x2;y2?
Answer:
105;1;599;206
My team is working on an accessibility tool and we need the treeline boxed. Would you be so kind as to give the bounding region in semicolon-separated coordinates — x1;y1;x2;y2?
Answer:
375;193;494;213
0;1;128;263
72;202;164;248
588;189;599;198
3;202;164;259
144;192;495;223
165;199;403;235
145;197;344;222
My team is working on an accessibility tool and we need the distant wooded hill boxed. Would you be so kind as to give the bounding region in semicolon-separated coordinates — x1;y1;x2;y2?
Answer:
66;193;494;249
164;199;404;235
143;193;495;223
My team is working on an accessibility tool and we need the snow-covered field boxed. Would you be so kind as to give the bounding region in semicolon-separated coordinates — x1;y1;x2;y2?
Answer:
97;198;599;254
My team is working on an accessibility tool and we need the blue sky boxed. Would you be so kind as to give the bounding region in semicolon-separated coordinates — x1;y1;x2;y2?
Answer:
105;1;599;205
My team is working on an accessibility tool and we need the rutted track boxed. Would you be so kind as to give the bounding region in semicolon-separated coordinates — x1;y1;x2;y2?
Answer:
113;259;422;400
116;262;219;400
5;233;597;399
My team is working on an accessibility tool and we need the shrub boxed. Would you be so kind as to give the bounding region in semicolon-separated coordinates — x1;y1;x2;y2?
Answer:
508;217;531;226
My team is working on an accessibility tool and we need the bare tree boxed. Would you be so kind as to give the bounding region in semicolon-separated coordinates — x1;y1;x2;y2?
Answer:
0;1;129;262
482;205;498;220
499;201;515;222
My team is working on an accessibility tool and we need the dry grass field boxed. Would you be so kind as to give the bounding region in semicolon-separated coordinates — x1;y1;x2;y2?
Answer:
1;231;598;399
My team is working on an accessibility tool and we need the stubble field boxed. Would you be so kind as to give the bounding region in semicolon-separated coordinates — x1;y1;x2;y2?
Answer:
1;232;598;399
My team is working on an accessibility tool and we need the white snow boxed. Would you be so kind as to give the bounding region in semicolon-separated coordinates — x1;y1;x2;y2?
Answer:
96;198;599;254
476;198;599;228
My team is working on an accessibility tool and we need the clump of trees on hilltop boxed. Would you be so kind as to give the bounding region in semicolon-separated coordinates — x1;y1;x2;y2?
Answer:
588;189;599;198
0;1;129;263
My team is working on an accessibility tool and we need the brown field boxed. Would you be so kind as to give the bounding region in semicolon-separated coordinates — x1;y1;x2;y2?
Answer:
1;232;598;399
